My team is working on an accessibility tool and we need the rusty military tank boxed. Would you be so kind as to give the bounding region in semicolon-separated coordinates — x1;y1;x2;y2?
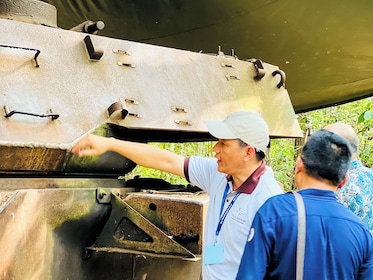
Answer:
0;1;302;279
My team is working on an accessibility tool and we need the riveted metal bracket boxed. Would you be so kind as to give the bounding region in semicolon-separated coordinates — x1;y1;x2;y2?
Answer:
4;106;59;120
83;35;104;61
108;102;129;120
272;69;286;88
0;44;40;67
253;59;265;80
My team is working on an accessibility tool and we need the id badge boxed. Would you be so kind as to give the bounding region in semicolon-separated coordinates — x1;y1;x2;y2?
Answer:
204;243;224;264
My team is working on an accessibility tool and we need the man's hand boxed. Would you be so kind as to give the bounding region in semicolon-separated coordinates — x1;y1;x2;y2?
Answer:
71;134;186;178
72;134;111;157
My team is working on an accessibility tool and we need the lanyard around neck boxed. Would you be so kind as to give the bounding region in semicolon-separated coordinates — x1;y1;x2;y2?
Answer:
216;182;240;237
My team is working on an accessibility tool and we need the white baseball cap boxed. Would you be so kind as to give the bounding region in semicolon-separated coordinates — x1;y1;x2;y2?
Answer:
204;111;269;152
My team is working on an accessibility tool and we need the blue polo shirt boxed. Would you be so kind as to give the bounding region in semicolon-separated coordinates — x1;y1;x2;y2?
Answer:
236;189;373;280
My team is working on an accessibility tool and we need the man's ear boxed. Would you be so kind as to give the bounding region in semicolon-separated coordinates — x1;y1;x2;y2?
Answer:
244;145;256;160
295;157;304;175
338;175;349;189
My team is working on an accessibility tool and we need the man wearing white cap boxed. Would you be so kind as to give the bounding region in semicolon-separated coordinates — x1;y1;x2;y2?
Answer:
72;111;283;279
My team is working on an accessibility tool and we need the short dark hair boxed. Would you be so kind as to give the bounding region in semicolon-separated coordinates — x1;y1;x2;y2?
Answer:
238;139;266;160
301;129;351;186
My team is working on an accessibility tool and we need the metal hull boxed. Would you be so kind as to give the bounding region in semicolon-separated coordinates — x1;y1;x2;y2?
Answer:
0;1;303;279
0;179;206;280
43;0;373;112
0;16;301;175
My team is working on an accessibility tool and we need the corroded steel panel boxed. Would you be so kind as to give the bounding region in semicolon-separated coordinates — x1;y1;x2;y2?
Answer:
0;188;105;279
0;183;204;279
91;191;208;257
124;191;208;254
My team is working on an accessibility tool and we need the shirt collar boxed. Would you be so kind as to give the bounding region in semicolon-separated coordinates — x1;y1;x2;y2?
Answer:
297;188;336;200
350;159;362;170
227;161;266;194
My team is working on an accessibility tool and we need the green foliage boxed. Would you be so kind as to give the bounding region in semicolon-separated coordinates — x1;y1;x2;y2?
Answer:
128;97;373;191
357;101;373;165
301;97;373;168
126;142;215;185
268;138;298;191
271;97;373;191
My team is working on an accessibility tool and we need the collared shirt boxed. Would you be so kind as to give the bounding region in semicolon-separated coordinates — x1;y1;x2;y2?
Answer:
185;156;283;280
237;189;373;280
337;159;373;234
226;161;267;194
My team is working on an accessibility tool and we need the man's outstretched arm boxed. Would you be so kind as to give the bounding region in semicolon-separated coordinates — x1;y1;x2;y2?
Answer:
72;134;186;178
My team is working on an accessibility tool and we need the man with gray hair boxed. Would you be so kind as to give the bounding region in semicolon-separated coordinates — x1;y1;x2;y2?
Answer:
324;122;373;234
72;111;283;279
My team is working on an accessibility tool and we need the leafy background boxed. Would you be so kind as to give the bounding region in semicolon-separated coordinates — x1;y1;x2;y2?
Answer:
126;97;373;192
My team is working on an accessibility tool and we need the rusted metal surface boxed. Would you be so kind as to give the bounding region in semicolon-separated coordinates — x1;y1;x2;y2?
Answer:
0;191;15;210
90;190;208;258
0;188;108;279
123;191;208;254
0;146;67;172
0;178;126;190
0;183;204;279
